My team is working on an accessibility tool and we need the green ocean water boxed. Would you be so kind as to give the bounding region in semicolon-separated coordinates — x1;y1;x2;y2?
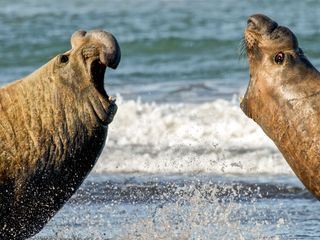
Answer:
1;0;320;102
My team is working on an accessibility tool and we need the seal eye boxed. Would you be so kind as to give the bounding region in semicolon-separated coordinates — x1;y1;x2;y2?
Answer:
275;52;285;65
60;55;69;64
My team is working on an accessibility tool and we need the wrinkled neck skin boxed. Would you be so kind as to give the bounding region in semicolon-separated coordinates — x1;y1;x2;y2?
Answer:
243;55;320;199
0;59;109;239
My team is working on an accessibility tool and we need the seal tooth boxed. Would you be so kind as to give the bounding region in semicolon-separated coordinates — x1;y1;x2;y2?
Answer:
109;96;116;103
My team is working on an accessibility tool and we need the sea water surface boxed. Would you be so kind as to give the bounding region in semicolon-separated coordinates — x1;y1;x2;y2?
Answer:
1;0;320;239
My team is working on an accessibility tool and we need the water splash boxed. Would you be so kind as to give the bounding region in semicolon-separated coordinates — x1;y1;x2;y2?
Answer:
32;174;302;239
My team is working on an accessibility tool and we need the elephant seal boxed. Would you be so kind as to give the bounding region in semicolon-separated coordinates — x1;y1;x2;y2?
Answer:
241;14;320;199
0;29;120;239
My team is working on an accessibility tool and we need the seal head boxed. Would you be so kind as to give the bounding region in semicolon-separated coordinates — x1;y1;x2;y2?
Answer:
58;29;121;125
241;14;320;199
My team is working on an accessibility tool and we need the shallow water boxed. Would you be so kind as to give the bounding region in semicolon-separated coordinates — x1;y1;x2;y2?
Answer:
1;0;320;239
32;174;320;240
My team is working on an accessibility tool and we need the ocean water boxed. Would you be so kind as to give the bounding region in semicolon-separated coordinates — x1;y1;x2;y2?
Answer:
0;0;320;239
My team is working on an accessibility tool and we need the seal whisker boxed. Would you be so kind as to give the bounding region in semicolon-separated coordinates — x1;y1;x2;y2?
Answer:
238;37;247;60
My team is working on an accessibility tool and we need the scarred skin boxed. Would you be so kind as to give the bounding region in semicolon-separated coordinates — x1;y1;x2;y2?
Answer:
241;14;320;199
0;29;120;239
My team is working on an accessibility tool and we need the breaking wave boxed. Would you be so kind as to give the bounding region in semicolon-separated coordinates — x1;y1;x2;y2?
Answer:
94;96;293;176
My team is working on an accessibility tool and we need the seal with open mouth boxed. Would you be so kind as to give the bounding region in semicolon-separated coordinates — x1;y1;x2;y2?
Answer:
241;14;320;199
0;29;120;239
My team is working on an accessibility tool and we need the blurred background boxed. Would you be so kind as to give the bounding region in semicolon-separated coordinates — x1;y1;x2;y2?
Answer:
2;0;320;239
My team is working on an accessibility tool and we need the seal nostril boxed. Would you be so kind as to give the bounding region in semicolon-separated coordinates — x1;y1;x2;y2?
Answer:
247;14;279;34
247;17;257;30
247;19;254;27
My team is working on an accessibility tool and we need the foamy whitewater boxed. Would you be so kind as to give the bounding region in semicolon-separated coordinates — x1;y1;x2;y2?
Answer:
95;96;291;176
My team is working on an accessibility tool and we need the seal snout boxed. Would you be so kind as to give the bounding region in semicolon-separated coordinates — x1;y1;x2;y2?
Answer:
71;29;121;70
247;14;278;34
86;30;121;70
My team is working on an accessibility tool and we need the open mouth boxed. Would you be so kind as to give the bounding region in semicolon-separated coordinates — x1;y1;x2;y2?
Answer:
89;58;117;125
90;58;108;98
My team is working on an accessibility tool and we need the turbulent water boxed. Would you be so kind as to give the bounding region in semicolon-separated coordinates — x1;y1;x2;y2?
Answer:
1;0;320;239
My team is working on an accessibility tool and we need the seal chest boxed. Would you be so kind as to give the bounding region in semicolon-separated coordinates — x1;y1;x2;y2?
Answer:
241;14;320;199
0;29;121;239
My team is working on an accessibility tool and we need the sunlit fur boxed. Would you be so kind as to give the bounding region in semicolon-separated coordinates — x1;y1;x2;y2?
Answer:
241;14;320;201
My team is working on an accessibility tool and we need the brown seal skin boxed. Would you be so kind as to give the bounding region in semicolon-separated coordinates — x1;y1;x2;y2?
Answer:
241;14;320;200
0;29;120;239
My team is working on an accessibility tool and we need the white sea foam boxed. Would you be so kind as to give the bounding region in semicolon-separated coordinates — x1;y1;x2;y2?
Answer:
94;96;293;176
